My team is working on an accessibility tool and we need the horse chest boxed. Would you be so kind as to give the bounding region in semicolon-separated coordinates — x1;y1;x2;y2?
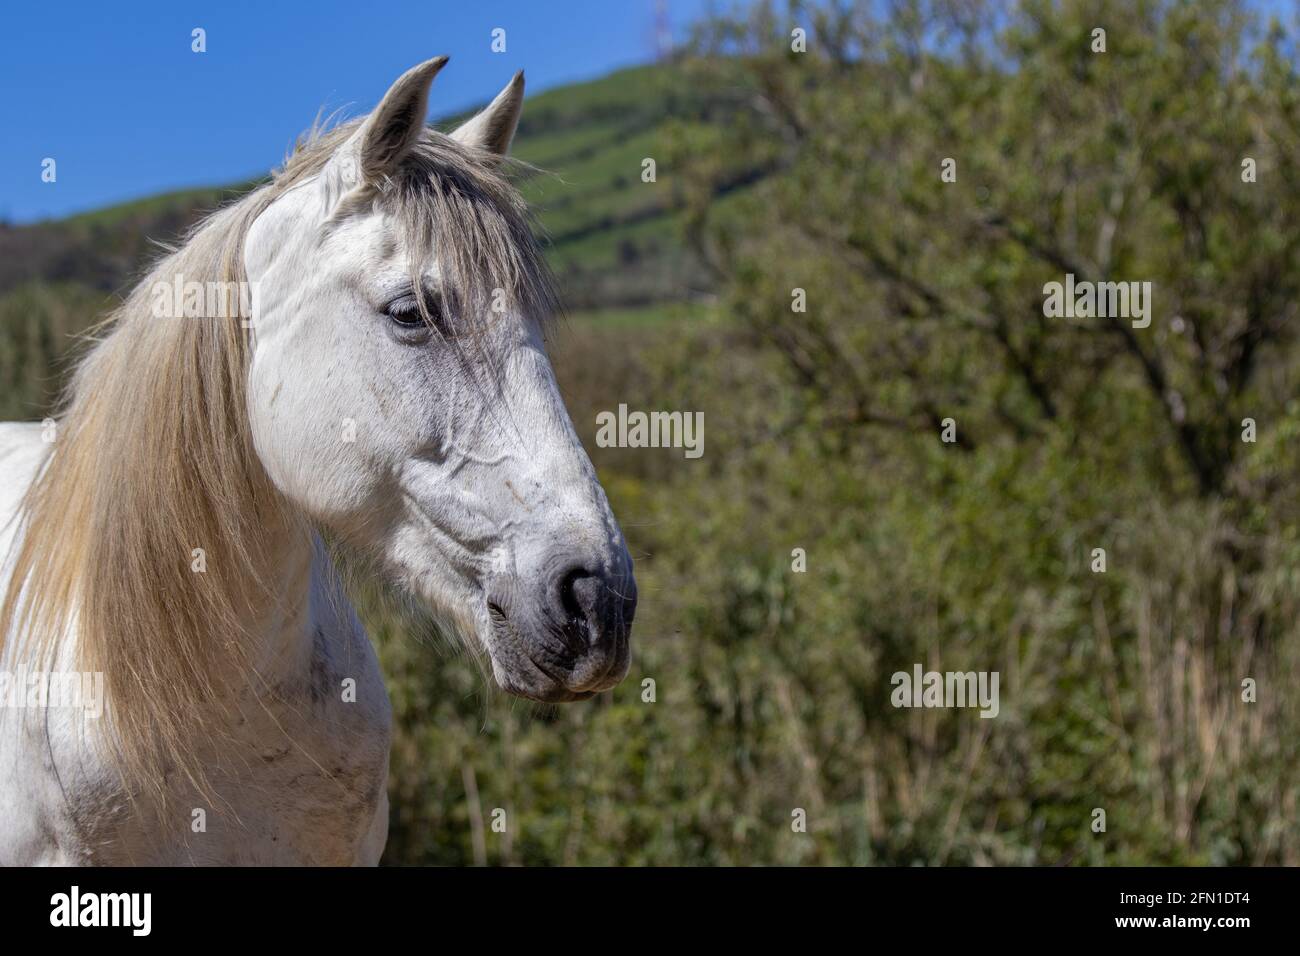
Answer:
185;659;394;866
12;623;392;866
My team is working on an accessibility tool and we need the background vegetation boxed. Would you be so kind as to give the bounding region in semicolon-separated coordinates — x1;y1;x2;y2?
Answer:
1;0;1296;864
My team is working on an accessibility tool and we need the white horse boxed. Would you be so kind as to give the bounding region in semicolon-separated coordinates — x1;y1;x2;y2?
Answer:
0;57;636;865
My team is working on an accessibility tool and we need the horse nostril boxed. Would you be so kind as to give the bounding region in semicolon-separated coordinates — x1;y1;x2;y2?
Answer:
553;563;634;650
557;567;595;645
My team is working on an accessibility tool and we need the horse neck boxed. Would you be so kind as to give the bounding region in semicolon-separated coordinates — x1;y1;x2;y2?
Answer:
232;520;322;689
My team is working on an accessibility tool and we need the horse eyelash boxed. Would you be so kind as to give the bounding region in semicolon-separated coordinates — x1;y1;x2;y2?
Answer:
385;287;448;329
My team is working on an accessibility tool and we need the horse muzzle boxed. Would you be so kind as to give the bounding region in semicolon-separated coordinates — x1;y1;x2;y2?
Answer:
483;550;636;702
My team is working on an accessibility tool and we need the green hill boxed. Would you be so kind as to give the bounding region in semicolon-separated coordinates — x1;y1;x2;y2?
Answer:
0;62;760;419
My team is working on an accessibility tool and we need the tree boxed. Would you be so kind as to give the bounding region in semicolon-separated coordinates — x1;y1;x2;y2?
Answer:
679;0;1300;497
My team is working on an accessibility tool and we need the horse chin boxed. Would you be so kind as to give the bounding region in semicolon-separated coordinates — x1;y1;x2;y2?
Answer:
497;677;597;704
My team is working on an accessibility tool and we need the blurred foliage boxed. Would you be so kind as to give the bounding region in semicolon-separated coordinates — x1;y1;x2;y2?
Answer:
3;0;1298;865
608;0;1298;865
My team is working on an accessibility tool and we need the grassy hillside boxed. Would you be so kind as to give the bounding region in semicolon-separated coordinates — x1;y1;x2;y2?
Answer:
0;61;756;419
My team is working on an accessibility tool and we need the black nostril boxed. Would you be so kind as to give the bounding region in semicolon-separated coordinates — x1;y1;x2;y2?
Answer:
552;563;634;651
557;567;595;644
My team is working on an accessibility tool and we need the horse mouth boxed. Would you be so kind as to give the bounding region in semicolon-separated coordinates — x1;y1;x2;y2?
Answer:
484;600;623;702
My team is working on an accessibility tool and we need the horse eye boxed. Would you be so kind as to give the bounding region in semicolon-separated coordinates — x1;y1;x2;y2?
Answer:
384;290;445;332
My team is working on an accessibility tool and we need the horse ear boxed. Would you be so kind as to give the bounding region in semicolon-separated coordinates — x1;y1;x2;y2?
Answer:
355;56;448;182
451;71;525;156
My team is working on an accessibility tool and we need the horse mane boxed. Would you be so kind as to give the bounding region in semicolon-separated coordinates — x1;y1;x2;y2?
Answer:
0;117;556;802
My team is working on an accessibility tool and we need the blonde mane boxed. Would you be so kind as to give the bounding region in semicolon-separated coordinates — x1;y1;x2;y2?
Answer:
0;119;556;800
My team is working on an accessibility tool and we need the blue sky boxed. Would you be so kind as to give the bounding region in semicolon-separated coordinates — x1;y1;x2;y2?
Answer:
3;1;1294;224
0;0;709;223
